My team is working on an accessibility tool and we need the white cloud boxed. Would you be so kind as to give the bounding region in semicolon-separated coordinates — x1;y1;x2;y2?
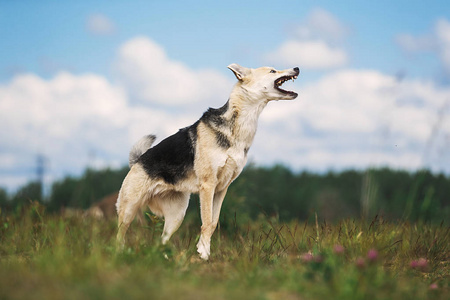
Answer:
294;8;350;43
395;34;436;53
86;14;116;36
0;73;123;141
115;37;233;106
0;72;128;174
0;70;194;191
396;18;450;74
293;150;423;172
257;69;450;172
265;40;348;70
265;8;349;70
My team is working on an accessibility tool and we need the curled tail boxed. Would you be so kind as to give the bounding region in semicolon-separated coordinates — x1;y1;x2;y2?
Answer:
129;134;156;167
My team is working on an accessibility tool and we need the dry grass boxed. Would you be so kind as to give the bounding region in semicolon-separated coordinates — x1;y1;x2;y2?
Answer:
0;202;448;300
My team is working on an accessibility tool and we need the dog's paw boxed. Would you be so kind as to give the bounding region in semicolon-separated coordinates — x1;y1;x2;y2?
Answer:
197;249;210;261
196;241;210;261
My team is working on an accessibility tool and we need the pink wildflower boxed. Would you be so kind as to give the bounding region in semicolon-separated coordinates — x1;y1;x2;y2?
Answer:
410;258;428;271
333;244;345;255
417;258;428;271
417;258;427;268
429;283;438;290
301;253;314;263
367;249;378;262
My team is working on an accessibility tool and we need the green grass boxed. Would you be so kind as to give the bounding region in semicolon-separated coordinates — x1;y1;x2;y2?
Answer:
0;202;448;300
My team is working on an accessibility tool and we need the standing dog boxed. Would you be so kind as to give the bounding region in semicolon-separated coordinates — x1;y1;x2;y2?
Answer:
116;64;299;260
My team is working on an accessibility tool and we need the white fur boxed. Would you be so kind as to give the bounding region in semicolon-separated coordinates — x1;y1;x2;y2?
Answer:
129;135;156;167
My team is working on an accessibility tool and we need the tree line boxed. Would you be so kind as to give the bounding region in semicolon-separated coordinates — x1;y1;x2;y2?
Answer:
1;165;449;223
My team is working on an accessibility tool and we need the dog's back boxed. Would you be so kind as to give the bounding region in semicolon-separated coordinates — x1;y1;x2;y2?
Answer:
138;125;197;185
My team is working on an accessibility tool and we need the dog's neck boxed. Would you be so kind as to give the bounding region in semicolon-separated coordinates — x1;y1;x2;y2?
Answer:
226;88;268;146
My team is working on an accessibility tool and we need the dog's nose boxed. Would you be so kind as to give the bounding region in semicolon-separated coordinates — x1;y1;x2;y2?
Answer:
294;67;299;73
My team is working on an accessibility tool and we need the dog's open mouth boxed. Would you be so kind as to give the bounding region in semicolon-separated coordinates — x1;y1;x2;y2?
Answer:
274;73;299;97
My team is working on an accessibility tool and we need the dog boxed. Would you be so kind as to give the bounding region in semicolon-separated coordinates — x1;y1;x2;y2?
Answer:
116;64;299;260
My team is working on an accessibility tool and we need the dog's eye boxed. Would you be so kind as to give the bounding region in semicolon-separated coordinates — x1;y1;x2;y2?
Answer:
270;70;276;73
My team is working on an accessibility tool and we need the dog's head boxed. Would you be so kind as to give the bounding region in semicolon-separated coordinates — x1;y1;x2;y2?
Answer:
228;64;299;102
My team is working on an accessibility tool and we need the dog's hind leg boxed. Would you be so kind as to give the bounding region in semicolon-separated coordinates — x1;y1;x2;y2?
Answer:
116;166;149;250
156;192;190;245
117;193;146;250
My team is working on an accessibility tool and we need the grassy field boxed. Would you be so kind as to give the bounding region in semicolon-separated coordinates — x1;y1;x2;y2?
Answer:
0;202;448;300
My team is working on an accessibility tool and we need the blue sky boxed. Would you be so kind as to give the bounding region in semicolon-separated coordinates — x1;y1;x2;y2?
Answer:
1;0;450;192
2;0;448;80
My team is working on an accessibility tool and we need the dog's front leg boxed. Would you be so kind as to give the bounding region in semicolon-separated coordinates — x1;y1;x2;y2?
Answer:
197;181;216;260
212;186;229;229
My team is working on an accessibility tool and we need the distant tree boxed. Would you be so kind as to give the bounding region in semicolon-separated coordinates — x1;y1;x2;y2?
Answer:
48;166;129;211
7;163;448;222
225;166;449;223
48;176;78;212
0;187;9;213
10;181;42;209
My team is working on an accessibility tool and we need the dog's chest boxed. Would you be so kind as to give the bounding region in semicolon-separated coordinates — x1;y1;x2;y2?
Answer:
216;146;247;191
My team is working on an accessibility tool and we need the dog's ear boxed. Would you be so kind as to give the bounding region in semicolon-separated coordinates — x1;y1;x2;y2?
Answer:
227;63;249;81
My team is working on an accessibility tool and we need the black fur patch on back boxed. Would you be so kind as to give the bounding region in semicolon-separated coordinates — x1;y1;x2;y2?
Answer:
201;100;233;149
201;100;229;127
138;123;198;185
